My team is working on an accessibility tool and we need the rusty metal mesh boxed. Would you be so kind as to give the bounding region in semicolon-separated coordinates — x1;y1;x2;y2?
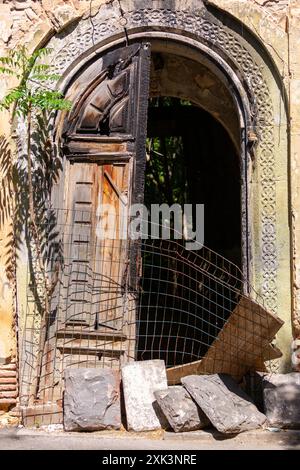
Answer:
19;212;279;418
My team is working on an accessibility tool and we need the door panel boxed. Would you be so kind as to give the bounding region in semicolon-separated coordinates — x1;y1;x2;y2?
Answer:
60;162;130;330
62;163;98;327
46;43;150;386
95;163;130;331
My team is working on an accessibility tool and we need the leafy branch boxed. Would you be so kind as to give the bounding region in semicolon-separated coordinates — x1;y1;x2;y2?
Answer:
0;45;71;400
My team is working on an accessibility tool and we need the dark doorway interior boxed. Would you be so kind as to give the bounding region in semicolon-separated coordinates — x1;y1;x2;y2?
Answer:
136;97;241;367
145;97;241;262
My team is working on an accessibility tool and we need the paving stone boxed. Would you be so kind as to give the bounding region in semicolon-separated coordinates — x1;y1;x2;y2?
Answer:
263;373;300;429
121;360;168;432
64;368;121;431
182;374;266;434
154;386;210;432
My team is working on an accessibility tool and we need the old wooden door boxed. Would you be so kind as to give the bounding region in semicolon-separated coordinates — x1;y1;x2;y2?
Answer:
60;161;131;329
47;43;150;382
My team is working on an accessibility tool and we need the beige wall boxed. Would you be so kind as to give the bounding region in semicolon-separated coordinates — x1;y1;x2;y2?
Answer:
0;0;298;372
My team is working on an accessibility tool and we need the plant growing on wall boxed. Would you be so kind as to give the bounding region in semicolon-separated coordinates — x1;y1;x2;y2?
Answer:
0;46;71;399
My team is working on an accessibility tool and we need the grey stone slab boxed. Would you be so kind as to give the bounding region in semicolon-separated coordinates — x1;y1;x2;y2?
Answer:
64;368;121;431
154;386;210;432
182;374;266;434
121;360;168;432
263;373;300;429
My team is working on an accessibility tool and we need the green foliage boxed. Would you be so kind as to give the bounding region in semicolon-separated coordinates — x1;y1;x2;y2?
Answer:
145;98;189;208
0;46;72;399
149;96;192;108
146;135;186;207
0;45;71;117
0;45;69;283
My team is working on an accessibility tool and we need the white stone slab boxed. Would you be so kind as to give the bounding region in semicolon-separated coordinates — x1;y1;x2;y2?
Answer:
121;360;168;431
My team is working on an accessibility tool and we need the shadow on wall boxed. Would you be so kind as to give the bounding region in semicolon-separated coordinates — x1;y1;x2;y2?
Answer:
0;117;64;312
0;118;64;395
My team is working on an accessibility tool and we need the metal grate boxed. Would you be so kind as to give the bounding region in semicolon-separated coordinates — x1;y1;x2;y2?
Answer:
137;238;243;366
19;210;279;421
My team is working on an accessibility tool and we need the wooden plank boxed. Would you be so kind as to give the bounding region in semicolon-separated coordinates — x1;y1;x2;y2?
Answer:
262;343;282;361
63;163;98;325
167;296;284;384
56;337;125;350
94;163;130;332
66;140;127;154
56;329;127;341
57;346;125;358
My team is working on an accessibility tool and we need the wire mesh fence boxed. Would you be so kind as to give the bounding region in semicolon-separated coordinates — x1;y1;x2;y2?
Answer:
19;209;283;419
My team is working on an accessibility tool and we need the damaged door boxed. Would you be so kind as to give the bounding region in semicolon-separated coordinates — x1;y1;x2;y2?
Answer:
47;43;150;380
59;161;131;330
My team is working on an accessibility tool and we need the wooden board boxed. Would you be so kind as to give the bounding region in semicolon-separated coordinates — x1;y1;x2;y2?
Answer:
167;296;284;384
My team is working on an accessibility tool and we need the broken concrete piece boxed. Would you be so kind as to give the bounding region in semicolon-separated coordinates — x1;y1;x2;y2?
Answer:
121;360;168;432
182;374;266;434
263;373;300;428
64;368;121;431
154;386;210;432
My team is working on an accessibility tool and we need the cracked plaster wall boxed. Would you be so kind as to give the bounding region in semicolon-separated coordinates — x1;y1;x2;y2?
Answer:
0;0;298;371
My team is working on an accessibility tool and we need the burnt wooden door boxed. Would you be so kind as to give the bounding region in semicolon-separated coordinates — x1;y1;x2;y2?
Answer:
48;43;150;378
61;160;131;330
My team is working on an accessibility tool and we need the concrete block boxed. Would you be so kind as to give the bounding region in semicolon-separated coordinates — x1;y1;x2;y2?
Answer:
154;386;210;432
64;368;121;431
263;373;300;429
182;374;266;434
121;360;168;432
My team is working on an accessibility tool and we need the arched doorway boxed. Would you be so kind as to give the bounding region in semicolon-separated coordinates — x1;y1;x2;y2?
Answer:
32;39;247;401
137;96;241;367
21;37;252;405
136;47;242;367
19;2;290;414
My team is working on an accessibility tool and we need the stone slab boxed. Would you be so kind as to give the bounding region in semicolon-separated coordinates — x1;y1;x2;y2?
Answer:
182;374;266;434
64;368;121;432
154;386;210;432
121;360;168;432
263;373;300;429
